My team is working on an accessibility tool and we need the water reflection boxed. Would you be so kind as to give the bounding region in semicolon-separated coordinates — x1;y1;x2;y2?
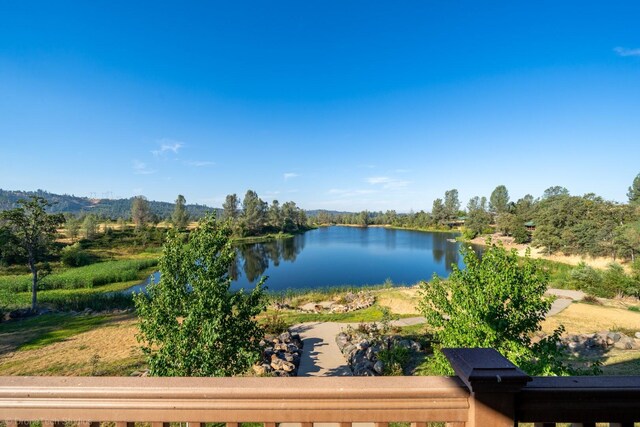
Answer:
232;234;306;283
126;227;481;293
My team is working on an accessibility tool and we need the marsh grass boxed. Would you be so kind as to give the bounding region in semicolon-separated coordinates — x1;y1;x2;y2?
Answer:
0;259;158;293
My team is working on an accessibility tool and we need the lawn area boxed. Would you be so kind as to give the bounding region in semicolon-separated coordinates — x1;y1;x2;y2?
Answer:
0;312;144;376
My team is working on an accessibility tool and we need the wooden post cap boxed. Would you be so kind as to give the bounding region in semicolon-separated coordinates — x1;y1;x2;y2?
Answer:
442;348;532;393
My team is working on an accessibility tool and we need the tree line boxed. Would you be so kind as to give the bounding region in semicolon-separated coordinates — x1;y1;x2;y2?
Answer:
221;190;309;237
308;173;640;263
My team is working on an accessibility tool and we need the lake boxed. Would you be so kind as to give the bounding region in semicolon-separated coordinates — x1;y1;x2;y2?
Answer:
127;226;479;294
230;226;478;291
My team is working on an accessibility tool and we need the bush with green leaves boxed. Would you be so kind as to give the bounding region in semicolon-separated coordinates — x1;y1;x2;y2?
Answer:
60;243;92;267
419;242;585;376
135;214;268;377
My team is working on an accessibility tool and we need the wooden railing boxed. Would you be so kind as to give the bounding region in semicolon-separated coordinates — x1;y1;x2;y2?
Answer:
0;348;638;427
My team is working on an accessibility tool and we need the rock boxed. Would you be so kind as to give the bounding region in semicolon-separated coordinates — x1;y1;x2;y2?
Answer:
253;364;267;376
410;341;422;352
397;339;412;349
342;343;357;357
279;331;292;343
273;343;289;352
262;363;273;373
357;340;370;351
272;370;291;377
635;332;640;339
607;332;622;343
373;360;385;375
270;355;295;372
287;344;299;353
291;333;303;349
336;332;350;350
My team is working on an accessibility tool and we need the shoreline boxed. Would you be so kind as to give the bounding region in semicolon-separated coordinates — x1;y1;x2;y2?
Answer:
468;232;629;271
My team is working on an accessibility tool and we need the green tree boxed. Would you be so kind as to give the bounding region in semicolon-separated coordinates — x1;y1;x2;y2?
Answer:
134;214;268;376
82;214;98;239
356;210;370;227
431;198;446;226
65;214;81;242
615;221;640;262
464;196;490;239
419;243;579;376
489;185;510;215
171;194;190;229
242;190;267;235
268;200;282;229
0;196;64;311
131;195;151;231
222;194;240;221
628;173;640;205
444;189;460;221
543;186;569;199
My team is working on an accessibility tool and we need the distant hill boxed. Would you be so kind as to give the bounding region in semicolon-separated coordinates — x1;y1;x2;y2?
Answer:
0;189;217;220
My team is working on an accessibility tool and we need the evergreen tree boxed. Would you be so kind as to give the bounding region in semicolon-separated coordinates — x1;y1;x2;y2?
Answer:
242;190;266;235
489;185;510;215
131;195;151;231
171;194;190;229
628;173;640;205
444;189;460;221
222;194;240;221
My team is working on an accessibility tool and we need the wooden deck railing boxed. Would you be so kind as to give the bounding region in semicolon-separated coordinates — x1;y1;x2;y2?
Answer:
0;348;638;427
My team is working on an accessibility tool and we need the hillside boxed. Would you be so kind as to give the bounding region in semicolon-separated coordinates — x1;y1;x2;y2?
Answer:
0;189;217;220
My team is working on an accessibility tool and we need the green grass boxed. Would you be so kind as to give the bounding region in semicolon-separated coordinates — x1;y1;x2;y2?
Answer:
0;258;158;293
18;315;108;350
262;304;413;326
0;313;109;351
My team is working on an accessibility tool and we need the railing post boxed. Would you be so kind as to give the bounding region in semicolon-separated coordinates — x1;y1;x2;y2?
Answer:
443;348;531;427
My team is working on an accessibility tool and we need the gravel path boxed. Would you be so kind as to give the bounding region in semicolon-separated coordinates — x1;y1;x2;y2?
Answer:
292;289;580;377
291;317;425;377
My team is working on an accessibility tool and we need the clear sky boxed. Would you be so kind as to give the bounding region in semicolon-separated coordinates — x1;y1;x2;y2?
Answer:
1;1;639;212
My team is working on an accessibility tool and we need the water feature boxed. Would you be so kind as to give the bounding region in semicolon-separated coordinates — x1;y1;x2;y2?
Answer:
125;226;481;294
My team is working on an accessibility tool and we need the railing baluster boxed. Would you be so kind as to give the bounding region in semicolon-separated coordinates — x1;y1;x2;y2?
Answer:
411;422;427;427
445;423;465;427
116;422;135;427
339;422;352;427
374;423;389;427
226;423;239;427
187;424;203;427
264;423;276;427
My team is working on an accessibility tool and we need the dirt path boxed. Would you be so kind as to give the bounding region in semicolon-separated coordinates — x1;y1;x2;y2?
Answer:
546;288;585;316
291;317;425;377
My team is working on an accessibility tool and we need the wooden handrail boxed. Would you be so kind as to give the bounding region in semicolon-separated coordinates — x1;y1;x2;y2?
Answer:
0;376;470;423
516;376;640;424
0;349;639;426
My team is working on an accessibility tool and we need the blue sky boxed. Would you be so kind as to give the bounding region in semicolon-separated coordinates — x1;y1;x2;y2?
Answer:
1;1;639;212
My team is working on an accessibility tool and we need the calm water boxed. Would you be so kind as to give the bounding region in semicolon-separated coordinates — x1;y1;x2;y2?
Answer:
230;226;477;291
126;226;478;294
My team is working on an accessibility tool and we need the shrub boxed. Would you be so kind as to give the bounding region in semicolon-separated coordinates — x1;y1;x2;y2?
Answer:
569;262;603;295
61;243;92;267
419;243;583;376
